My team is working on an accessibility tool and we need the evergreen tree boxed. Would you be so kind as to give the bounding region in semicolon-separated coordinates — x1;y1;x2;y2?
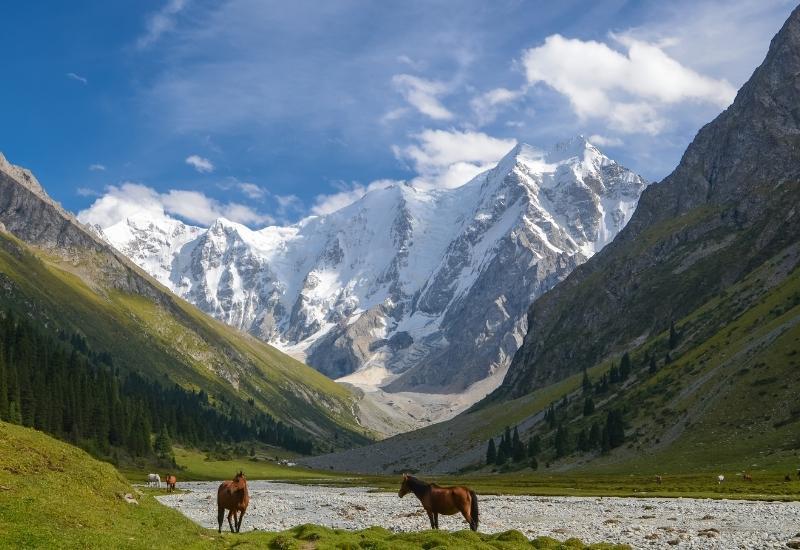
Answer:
577;428;588;452
529;455;538;470
669;321;678;349
581;368;592;395
512;426;526;462
495;444;507;466
601;426;611;454
527;434;541;457
588;422;601;449
606;409;625;449
583;397;595;417
609;364;620;384
154;423;174;462
649;354;657;374
554;424;570;458
619;352;631;380
486;438;497;465
0;347;8;420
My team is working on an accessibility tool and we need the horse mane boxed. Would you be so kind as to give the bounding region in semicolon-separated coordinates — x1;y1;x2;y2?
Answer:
406;476;431;494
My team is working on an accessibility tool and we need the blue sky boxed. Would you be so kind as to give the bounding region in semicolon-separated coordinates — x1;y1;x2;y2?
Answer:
1;0;795;227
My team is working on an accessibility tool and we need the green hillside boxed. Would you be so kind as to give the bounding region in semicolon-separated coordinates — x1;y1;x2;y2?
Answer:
0;227;369;453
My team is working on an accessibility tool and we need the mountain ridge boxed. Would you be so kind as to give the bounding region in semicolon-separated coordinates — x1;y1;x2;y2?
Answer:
87;137;647;411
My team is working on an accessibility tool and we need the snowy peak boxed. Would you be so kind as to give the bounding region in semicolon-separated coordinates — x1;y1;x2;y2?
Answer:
89;138;647;419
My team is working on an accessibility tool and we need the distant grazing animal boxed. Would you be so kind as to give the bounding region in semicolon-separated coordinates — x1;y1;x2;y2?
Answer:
785;474;792;482
147;473;161;488
165;474;177;492
217;471;249;533
717;475;724;484
743;472;753;482
398;473;479;531
655;475;662;485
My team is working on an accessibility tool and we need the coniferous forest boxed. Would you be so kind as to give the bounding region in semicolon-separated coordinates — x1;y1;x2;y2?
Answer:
0;310;313;464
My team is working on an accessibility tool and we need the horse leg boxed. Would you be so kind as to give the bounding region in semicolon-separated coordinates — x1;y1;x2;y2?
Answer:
217;507;225;533
227;510;236;533
236;509;246;532
426;509;435;529
434;512;439;529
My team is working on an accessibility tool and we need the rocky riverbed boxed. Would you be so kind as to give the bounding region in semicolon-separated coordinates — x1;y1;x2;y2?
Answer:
156;481;800;548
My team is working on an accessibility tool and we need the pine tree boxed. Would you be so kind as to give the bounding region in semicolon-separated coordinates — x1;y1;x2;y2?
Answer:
154;423;174;462
606;409;625;449
601;425;610;454
620;352;631;380
609;364;620;384
669;321;678;349
530;455;538;470
554;424;569;458
589;422;601;449
582;368;592;395
577;428;588;452
583;397;595;416
486;438;497;465
0;347;8;420
495;444;507;466
512;426;525;462
527;434;541;457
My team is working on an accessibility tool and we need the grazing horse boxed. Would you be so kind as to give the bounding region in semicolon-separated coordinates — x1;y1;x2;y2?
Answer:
743;472;753;482
655;475;662;485
165;474;177;492
398;474;479;531
717;475;724;484
147;473;161;488
217;471;249;533
785;474;792;482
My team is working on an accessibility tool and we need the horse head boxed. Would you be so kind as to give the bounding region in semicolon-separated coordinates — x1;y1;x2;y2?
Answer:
234;471;246;483
398;473;410;498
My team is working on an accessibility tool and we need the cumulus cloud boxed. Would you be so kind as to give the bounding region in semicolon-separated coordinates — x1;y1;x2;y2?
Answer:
470;87;522;126
311;180;400;216
78;182;271;228
185;154;214;173
521;33;737;134
66;72;88;84
137;0;188;49
88;163;106;172
393;129;516;190
391;74;453;120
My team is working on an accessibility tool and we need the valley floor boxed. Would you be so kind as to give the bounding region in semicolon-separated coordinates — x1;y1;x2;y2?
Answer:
157;481;800;549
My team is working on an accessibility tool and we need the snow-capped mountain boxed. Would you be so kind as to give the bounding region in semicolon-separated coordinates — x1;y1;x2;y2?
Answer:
87;137;646;402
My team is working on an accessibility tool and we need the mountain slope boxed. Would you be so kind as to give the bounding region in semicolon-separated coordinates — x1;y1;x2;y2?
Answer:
0;153;369;449
88;138;646;404
496;3;800;399
302;7;800;473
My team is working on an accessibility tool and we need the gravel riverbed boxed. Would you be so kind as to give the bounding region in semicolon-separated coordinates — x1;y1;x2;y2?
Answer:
156;481;800;548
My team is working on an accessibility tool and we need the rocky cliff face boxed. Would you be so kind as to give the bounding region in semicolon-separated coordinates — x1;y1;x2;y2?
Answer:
89;138;647;395
0;153;165;300
497;5;800;399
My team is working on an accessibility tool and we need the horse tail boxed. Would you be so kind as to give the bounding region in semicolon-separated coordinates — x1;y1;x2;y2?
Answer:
469;490;479;531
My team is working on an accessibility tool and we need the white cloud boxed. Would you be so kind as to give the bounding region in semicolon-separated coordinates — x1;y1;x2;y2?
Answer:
88;163;106;172
391;74;453;120
236;181;265;199
77;182;271;228
136;0;188;49
588;134;623;147
66;72;87;84
185;154;214;173
521;33;737;135
311;180;400;216
394;129;516;190
76;187;99;197
470;87;522;126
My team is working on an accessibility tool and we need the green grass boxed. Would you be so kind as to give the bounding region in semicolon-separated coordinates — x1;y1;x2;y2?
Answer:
1;422;625;549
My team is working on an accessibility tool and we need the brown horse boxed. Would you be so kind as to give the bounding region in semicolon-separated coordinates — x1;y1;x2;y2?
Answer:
743;472;753;482
398;474;478;531
165;474;177;492
217;471;249;533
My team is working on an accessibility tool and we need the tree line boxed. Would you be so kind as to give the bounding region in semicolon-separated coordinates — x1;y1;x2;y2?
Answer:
0;311;313;463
